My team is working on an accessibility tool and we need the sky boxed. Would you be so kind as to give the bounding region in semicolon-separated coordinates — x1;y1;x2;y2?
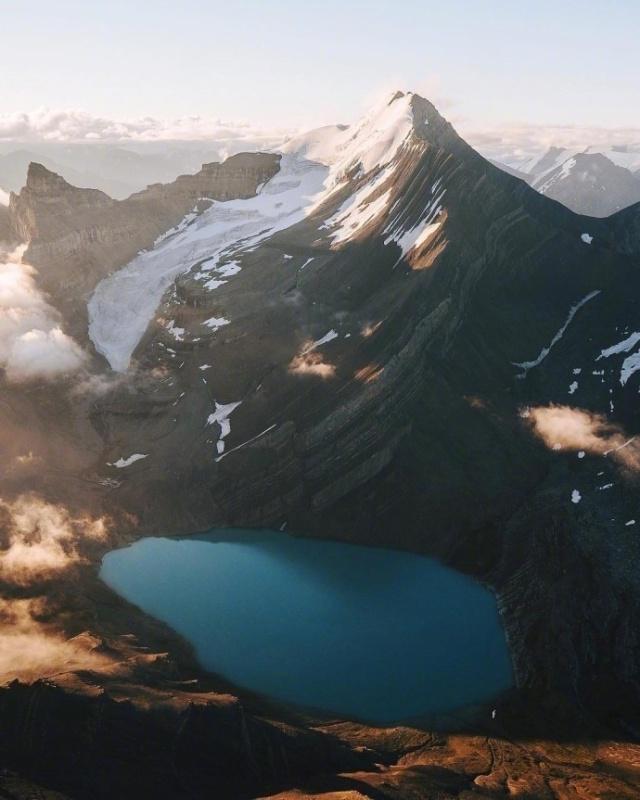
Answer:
1;0;638;135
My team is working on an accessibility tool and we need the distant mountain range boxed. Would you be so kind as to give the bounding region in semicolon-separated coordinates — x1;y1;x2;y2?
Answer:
490;143;640;216
2;126;639;220
0;137;281;199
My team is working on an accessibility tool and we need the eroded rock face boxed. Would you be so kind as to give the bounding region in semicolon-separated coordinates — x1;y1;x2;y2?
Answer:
0;204;11;241
8;153;280;339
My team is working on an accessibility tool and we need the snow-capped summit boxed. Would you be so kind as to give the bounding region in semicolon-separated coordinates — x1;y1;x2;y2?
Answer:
283;90;418;181
495;143;640;216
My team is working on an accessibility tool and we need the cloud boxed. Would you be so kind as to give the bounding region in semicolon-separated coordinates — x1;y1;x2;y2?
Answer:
525;405;640;472
0;494;108;585
0;108;290;144
289;350;336;379
462;121;640;167
0;598;113;683
5;328;86;382
0;245;86;382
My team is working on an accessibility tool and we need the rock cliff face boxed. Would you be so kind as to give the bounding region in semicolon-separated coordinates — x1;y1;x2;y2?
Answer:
0;203;11;241
3;92;640;798
9;153;280;338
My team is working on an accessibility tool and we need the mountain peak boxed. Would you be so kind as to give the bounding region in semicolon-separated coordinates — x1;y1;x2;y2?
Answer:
25;161;74;194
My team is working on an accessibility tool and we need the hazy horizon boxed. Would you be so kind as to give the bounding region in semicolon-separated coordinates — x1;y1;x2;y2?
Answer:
1;0;639;150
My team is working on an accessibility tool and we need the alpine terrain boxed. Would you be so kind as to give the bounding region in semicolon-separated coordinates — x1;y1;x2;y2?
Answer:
2;91;640;799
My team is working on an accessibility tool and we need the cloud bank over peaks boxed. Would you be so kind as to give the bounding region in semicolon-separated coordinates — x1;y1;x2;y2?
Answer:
462;121;640;168
0;108;291;144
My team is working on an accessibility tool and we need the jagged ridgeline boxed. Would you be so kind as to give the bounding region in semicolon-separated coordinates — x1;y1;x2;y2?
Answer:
2;91;640;799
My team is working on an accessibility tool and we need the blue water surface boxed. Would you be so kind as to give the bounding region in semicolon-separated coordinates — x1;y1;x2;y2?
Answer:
100;530;512;722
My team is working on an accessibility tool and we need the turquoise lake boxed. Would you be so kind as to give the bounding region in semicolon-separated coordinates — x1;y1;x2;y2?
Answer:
100;530;512;722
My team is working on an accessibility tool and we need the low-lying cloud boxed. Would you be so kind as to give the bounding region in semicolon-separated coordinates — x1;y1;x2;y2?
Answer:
289;351;336;379
0;494;108;585
0;598;113;683
0;497;117;685
525;405;640;472
0;245;86;382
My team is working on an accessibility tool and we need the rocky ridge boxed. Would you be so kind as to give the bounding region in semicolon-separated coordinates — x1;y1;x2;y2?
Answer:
9;153;280;338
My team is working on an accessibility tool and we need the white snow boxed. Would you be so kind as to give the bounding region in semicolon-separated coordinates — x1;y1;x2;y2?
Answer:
598;483;614;490
199;364;212;371
390;220;441;257
88;154;328;371
215;423;277;463
493;144;640;190
0;188;9;206
383;181;445;259
568;381;578;394
89;92;419;371
598;331;640;359
578;451;586;459
324;184;392;244
581;233;593;245
299;257;314;270
198;258;243;290
206;400;241;454
597;331;640;386
586;145;640;173
620;351;640;386
293;91;416;246
535;156;577;195
573;368;582;375
165;320;185;341
283;90;415;184
108;453;148;468
513;291;600;377
571;489;581;504
203;316;230;331
524;148;572;177
626;520;636;527
154;208;199;245
305;329;339;351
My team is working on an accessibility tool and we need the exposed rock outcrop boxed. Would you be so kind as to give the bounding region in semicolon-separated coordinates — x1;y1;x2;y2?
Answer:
0;203;11;241
8;153;280;339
